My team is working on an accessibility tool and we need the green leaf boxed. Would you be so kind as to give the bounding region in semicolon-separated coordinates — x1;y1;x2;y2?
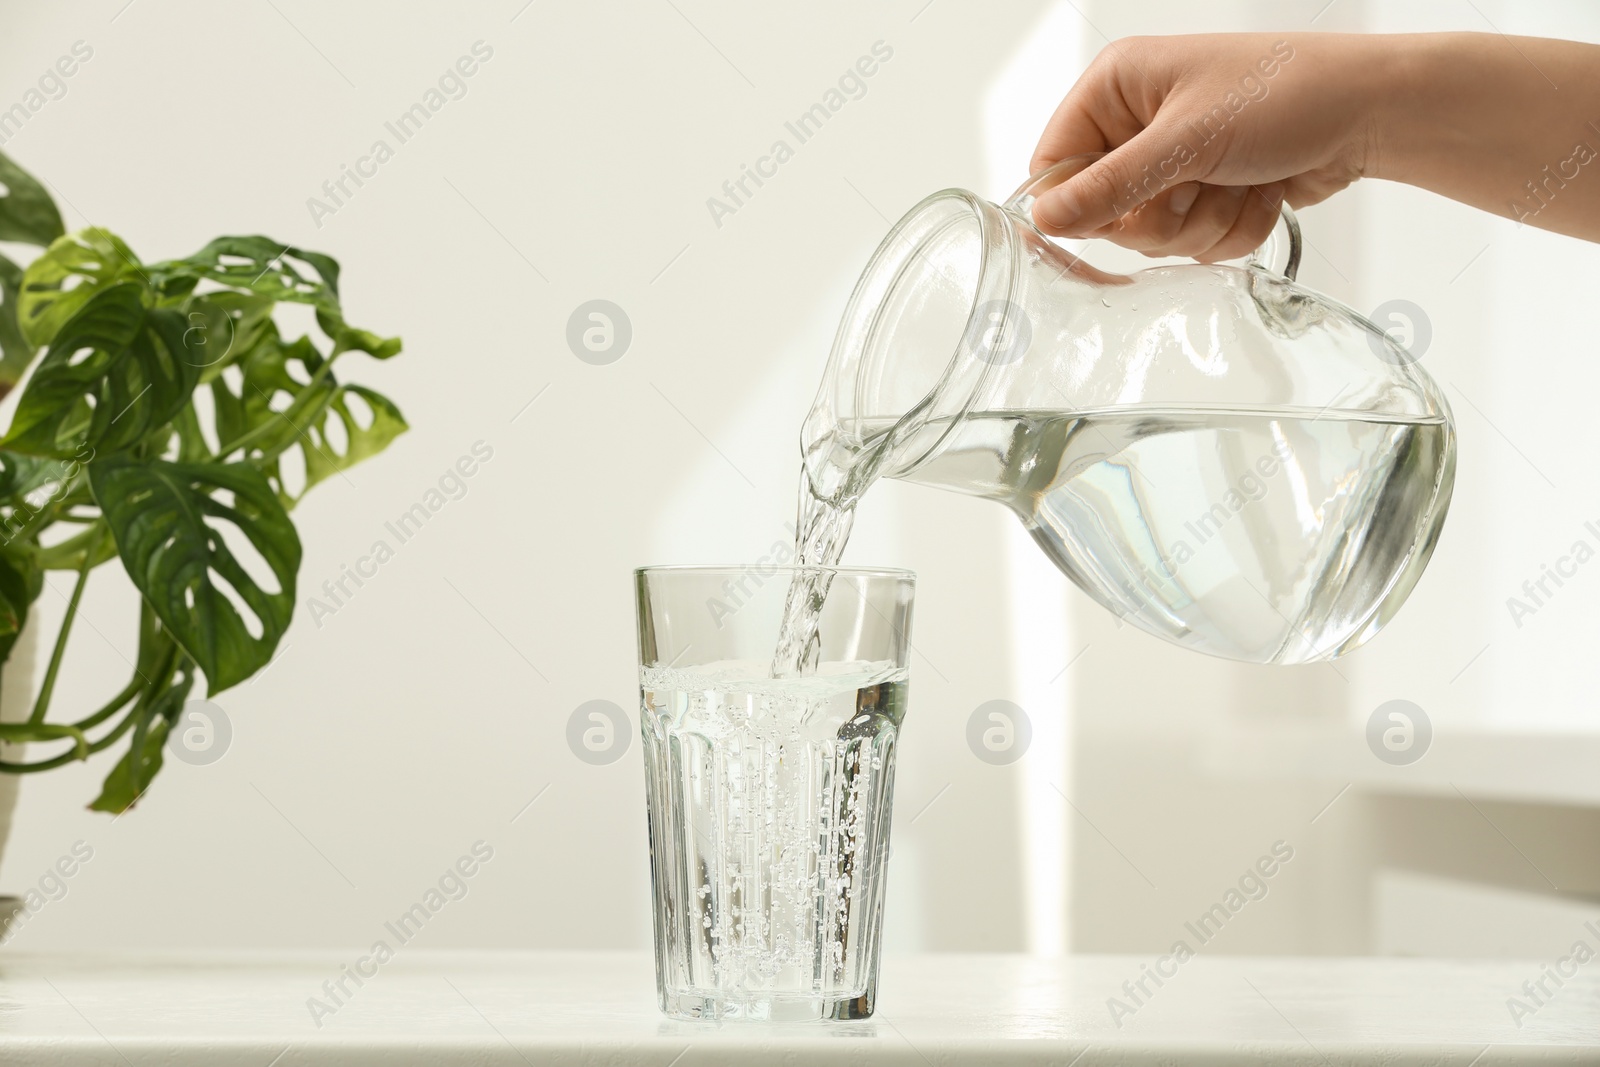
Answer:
301;385;408;490
167;403;213;464
86;658;194;813
0;545;43;664
186;292;276;383
0;252;38;394
32;521;119;572
206;324;407;503
319;311;403;361
0;558;22;638
147;236;400;363
148;235;342;310
86;719;168;812
18;227;144;348
216;329;332;457
4;283;200;458
0;448;68;501
89;457;301;693
0;150;65;247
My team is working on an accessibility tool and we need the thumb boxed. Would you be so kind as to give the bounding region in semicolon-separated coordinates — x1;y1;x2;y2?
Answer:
1033;124;1194;235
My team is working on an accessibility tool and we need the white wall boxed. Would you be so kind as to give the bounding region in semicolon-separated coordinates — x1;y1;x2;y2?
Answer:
0;0;1596;960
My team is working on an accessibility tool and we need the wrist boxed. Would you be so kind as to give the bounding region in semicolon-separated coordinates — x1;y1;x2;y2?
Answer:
1365;33;1488;186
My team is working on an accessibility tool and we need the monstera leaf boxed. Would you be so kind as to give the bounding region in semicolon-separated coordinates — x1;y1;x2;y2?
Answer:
0;448;65;500
0;150;65;248
87;716;171;813
0;150;59;391
148;235;342;309
301;386;407;489
0;253;37;395
0;546;41;660
147;236;399;360
3;283;200;458
86;657;194;813
183;291;278;383
89;457;301;693
212;330;334;458
18;227;144;348
210;324;407;503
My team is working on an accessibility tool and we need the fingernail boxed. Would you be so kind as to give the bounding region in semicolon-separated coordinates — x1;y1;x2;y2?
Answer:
1034;188;1081;233
1169;184;1200;217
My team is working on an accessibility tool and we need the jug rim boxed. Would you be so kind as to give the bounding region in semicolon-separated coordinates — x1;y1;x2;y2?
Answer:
802;185;1021;489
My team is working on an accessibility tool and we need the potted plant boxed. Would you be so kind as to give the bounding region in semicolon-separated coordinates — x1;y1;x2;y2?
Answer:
0;148;405;882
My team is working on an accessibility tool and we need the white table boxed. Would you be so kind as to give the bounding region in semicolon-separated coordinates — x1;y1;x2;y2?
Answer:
0;951;1594;1064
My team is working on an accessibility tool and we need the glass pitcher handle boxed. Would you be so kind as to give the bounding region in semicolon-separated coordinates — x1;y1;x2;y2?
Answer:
1005;152;1301;282
1246;200;1301;282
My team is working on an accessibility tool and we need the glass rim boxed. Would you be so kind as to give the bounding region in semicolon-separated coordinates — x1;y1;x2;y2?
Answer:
635;564;915;581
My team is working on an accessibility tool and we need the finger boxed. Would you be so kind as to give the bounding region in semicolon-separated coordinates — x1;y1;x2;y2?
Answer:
1158;184;1251;259
1196;183;1286;263
1089;182;1202;252
1032;120;1202;236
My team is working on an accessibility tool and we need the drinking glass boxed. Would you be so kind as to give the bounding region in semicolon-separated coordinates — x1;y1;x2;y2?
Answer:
634;565;915;1021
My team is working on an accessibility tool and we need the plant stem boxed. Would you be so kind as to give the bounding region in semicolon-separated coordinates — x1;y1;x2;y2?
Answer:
226;390;335;465
253;389;337;470
35;520;111;571
71;672;143;731
0;673;135;740
0;700;140;772
215;409;288;460
27;530;98;724
0;641;181;774
304;356;339;390
0;722;87;759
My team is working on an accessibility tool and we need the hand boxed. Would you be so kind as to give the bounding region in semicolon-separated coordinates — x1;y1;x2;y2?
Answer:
1029;34;1383;261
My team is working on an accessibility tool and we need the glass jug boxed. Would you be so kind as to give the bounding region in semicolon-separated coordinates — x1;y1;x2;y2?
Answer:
801;154;1456;666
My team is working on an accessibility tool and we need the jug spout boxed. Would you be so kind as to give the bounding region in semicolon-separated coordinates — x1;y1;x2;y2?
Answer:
801;188;1029;505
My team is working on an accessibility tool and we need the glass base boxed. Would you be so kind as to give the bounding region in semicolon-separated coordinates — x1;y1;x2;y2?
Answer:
661;986;876;1022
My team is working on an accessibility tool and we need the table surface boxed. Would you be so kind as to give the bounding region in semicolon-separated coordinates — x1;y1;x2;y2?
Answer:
0;950;1595;1065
